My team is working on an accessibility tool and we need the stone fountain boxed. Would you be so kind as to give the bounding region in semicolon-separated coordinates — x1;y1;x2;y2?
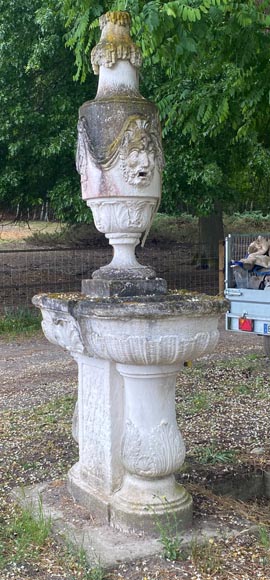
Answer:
33;11;225;538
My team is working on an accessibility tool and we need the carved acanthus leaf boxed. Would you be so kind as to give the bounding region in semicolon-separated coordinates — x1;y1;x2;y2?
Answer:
122;419;185;477
89;199;156;234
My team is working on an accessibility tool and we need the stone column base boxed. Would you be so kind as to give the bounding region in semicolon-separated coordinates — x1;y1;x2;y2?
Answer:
67;463;111;525
110;474;193;536
68;466;192;535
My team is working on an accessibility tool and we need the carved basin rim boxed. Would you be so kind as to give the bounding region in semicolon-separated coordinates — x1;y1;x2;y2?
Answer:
32;292;227;319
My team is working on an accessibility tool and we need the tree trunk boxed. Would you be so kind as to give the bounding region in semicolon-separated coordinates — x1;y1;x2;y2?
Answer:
198;203;224;270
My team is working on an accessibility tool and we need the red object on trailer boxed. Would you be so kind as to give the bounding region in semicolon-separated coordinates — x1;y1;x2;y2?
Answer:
239;318;254;332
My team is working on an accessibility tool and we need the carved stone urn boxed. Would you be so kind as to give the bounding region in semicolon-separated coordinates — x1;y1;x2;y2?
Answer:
76;11;164;279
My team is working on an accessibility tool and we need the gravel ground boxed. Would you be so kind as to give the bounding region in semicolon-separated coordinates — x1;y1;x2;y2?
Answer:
1;321;270;580
0;332;77;410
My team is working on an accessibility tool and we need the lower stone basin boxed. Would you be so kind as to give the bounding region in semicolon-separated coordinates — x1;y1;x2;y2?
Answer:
33;291;226;535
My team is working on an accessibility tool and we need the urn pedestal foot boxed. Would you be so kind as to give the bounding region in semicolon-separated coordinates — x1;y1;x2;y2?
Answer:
110;474;193;536
92;233;156;280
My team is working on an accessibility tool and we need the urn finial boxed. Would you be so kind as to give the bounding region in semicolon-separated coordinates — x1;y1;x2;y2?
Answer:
91;11;142;75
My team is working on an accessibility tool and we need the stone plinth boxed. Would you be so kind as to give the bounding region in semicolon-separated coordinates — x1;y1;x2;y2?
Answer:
33;291;225;535
81;277;167;298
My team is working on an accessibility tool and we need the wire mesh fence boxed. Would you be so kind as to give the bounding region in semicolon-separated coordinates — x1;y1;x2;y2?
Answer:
0;243;222;312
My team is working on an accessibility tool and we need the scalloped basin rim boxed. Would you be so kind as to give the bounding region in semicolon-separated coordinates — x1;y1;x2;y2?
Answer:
32;291;227;318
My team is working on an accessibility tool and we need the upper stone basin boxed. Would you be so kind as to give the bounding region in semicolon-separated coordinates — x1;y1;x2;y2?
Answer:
33;292;226;366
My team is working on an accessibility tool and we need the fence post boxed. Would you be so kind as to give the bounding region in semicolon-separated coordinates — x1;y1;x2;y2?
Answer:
218;240;225;295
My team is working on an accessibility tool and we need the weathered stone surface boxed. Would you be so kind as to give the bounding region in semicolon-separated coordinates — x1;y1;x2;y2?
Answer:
111;476;193;535
13;481;255;568
31;9;227;537
33;291;226;317
91;12;142;77
91;263;156;280
75;11;164;278
81;277;167;297
33;289;226;533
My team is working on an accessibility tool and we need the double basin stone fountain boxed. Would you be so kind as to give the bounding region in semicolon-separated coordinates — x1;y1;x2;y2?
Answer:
33;11;225;537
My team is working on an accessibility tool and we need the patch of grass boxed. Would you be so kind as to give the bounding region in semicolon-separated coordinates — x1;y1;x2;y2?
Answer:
217;353;262;371
255;376;270;400
2;394;77;490
0;500;106;579
34;394;76;421
257;526;270;566
234;383;253;395
258;525;270;549
233;375;269;398
156;522;182;561
189;392;210;414
27;221;107;249
0;500;51;569
0;308;41;336
194;445;237;465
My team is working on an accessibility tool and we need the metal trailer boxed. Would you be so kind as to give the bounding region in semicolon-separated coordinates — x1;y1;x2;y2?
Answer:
225;233;270;357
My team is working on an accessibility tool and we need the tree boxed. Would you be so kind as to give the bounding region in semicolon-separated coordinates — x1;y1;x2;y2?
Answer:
0;0;96;221
60;0;270;261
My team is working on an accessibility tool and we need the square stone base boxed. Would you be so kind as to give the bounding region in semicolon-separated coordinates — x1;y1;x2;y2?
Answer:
12;480;258;569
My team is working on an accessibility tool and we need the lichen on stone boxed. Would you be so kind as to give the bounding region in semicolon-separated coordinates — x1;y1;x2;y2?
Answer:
91;11;142;74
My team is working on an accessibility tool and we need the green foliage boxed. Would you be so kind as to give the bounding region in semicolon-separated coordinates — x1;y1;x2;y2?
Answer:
0;498;104;578
258;526;270;550
159;531;182;561
189;392;210;414
195;445;237;464
0;501;51;569
0;0;95;222
59;0;270;218
2;0;270;223
0;308;42;336
224;211;270;233
149;496;185;560
65;543;105;580
190;537;222;576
